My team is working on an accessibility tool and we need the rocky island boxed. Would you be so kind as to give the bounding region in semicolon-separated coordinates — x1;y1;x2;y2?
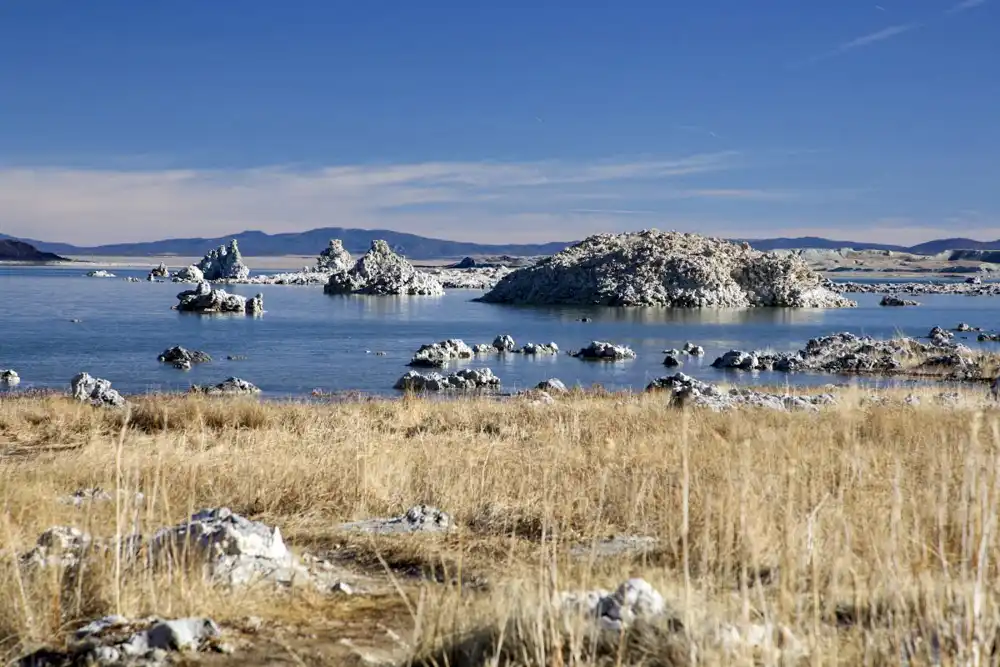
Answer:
478;230;855;307
324;240;445;296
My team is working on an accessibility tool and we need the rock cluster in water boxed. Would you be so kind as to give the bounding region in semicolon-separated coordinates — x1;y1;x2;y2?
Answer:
196;240;250;281
1;369;20;386
837;281;1000;296
646;372;836;411
708;331;976;376
394;368;500;392
478;230;856;307
71;372;126;408
572;341;637;361
175;281;263;315
147;262;169;281
86;270;116;278
157;346;212;370
324;240;445;296
408;339;474;367
879;295;920;306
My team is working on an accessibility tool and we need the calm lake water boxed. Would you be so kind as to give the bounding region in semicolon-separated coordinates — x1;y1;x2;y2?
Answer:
2;266;999;397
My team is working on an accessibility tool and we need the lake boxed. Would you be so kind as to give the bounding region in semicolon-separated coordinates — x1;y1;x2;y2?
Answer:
2;265;998;397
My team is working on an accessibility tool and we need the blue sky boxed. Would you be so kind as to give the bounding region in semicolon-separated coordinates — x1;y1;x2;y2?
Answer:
0;0;996;245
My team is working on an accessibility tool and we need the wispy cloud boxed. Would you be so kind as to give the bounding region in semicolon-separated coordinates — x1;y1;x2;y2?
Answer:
947;0;987;14
791;22;920;68
0;153;791;244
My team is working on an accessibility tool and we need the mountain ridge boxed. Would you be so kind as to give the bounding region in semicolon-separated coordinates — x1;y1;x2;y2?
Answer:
1;228;997;259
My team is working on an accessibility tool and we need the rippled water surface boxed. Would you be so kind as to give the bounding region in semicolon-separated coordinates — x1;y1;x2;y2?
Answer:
3;266;1000;397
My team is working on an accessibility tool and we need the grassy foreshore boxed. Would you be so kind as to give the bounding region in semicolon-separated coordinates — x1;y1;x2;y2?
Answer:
2;389;1000;665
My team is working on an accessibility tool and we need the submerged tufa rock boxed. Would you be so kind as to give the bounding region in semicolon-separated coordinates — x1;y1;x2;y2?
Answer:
478;230;856;308
408;339;475;367
157;346;212;369
174;281;261;315
572;341;637;361
196;240;250;281
70;372;126;408
324;240;444;296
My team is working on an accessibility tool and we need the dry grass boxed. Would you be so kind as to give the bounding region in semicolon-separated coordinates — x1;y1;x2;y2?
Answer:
2;388;1000;665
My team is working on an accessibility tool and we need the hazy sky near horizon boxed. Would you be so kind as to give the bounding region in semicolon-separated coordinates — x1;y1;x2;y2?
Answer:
1;1;998;246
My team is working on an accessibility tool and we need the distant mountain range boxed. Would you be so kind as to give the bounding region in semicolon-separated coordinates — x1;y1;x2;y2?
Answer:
2;228;999;259
0;228;571;260
0;239;68;262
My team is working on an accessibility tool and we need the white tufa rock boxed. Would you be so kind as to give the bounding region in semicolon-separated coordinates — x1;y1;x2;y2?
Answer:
572;341;637;361
338;505;452;534
174;281;261;315
479;230;856;308
472;343;494;354
394;368;501;392
85;269;116;278
536;378;568;393
647;372;836;412
880;295;920;306
192;377;261;396
1;369;20;386
324;240;444;296
196;240;250;281
492;334;516;352
70;372;126;408
408;339;475;367
682;342;705;356
173;265;205;282
558;578;668;631
150;507;305;586
148;262;169;280
519;342;559;355
315;239;353;273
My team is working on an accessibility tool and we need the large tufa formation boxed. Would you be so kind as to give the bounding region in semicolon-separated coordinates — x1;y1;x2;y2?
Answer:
196;240;250;281
315;239;353;273
478;230;855;308
174;281;263;315
324;240;445;296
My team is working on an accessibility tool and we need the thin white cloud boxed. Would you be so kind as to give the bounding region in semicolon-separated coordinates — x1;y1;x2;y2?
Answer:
0;154;765;245
791;22;920;68
947;0;987;14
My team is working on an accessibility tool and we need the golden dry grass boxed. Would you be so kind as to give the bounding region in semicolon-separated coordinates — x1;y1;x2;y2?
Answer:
2;387;1000;665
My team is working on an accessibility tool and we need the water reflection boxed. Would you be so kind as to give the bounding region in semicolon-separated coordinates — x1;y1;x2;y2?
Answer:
483;303;832;326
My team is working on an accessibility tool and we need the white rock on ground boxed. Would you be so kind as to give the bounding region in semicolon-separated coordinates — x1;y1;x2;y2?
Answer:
150;507;306;586
324;240;445;296
16;615;223;665
191;377;261;396
572;341;637;361
174;281;262;315
536;378;568;393
71;372;126;408
408;339;475;367
196;240;250;281
558;578;669;631
646;372;836;412
394;368;501;392
337;505;452;534
315;239;354;273
85;270;116;278
478;229;856;308
1;369;20;386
